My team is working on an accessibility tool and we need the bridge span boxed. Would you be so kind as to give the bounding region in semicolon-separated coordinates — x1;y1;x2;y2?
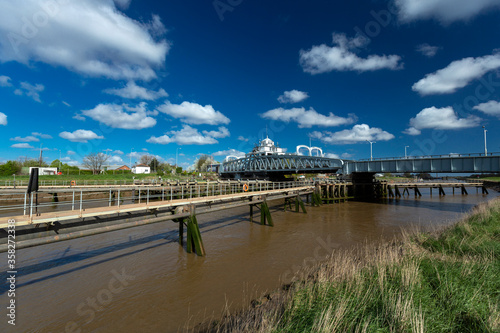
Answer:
220;154;343;179
343;153;500;174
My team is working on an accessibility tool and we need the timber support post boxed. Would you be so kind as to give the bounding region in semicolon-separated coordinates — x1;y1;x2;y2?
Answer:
482;186;489;194
185;205;205;256
461;185;468;195
260;196;274;227
439;185;445;196
295;195;307;213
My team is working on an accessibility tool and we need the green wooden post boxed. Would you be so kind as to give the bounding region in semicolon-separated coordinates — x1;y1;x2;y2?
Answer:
296;195;307;213
178;219;184;245
186;217;193;253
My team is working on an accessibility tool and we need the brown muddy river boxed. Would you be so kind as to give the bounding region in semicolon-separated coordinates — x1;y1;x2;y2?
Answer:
1;188;497;332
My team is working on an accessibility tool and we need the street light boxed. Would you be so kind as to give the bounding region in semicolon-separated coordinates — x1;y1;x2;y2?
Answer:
130;148;134;168
405;145;409;159
482;126;488;156
366;140;375;161
175;147;181;171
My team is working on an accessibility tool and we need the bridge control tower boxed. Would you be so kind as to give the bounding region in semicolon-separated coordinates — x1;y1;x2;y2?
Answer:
220;137;343;180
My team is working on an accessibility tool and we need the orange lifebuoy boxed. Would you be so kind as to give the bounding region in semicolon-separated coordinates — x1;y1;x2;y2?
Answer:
71;180;76;186
243;183;249;192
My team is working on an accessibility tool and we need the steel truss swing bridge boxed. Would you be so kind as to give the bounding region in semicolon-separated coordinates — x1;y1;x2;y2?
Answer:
219;153;500;179
220;154;343;179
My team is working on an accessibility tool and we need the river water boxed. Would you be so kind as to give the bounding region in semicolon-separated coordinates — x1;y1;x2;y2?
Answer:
1;188;497;332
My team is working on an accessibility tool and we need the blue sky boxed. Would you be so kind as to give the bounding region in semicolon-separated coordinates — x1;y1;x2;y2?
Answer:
1;0;500;169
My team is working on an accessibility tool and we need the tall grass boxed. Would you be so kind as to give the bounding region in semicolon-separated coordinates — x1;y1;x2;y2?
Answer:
196;198;500;332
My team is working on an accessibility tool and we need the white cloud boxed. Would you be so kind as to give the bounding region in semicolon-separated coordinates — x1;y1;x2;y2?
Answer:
416;44;440;57
260;107;357;128
311;124;395;144
11;143;34;149
10;135;39;142
405;106;481;135
62;101;71;107
212;149;245;157
0;75;12;87
113;0;131;10
300;33;402;74
394;0;500;23
14;82;44;102
202;127;230;139
147;125;225;145
278;90;309;104
59;129;105;143
107;155;124;164
157;101;230;125
473;100;500;117
0;0;169;81
104;81;168;100
73;114;86;121
0;112;7;125
67;150;76;155
32;132;52;139
113;150;124;155
82;103;157;129
324;153;340;159
237;136;249;142
412;54;500;95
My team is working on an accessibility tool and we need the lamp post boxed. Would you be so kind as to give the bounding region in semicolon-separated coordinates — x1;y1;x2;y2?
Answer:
58;149;62;171
13;174;15;189
366;140;375;161
130;148;134;169
483;126;488;156
405;145;409;159
175;147;181;171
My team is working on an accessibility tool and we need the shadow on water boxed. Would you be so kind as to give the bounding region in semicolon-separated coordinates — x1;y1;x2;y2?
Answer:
380;195;486;213
0;210;253;295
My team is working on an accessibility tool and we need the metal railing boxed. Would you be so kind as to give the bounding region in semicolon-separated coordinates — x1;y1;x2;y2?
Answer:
357;152;500;162
0;180;315;219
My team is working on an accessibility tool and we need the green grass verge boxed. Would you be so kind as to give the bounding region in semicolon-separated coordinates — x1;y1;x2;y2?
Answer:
201;199;500;332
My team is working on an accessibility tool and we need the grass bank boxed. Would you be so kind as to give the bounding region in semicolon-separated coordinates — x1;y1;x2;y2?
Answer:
199;198;500;332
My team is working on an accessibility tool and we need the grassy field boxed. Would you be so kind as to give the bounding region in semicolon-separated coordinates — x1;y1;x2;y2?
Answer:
199;198;500;332
482;177;500;182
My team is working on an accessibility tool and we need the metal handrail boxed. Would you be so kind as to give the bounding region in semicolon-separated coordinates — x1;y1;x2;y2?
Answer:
356;152;500;162
0;180;315;218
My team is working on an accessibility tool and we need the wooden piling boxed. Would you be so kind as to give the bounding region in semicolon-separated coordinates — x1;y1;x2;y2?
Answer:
439;185;445;196
461;185;468;195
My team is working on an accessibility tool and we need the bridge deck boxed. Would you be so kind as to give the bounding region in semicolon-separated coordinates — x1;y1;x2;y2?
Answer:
1;186;313;228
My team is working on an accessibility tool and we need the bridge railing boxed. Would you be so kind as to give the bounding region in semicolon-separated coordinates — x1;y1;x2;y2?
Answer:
356;152;500;162
0;180;315;219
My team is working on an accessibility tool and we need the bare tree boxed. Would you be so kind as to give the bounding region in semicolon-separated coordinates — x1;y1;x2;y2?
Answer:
140;154;154;165
83;152;109;175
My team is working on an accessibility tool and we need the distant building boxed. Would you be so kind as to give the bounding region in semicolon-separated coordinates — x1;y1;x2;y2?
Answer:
132;164;151;174
116;165;131;171
28;167;58;175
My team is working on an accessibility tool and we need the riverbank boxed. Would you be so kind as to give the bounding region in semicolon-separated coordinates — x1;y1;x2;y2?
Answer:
197;197;500;332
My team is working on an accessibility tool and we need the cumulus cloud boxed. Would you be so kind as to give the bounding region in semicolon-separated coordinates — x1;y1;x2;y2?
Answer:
11;143;34;149
82;102;157;129
412;54;500;95
278;90;309;104
311;124;395;144
107;155;124;164
10;135;39;142
0;75;12;87
394;0;500;23
59;129;105;143
157;101;230;125
104;81;168;100
14;82;44;102
0;112;7;125
213;149;245;157
0;0;169;81
32;132;52;139
300;33;402;74
147;125;228;145
416;43;440;57
473;100;500;117
404;106;481;135
324;153;340;159
113;0;131;10
260;107;357;128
